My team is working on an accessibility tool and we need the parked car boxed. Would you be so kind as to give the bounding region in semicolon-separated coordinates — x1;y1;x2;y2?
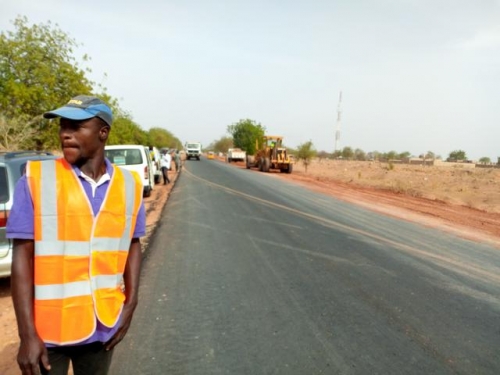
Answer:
0;151;59;278
104;145;155;197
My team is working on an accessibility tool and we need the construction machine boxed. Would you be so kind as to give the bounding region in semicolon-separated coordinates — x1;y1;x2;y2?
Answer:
246;135;293;173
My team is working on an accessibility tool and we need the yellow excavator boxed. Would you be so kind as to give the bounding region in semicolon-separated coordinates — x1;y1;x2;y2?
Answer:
246;135;293;173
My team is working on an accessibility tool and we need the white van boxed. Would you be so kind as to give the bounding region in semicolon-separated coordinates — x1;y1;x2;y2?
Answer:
105;145;155;197
185;142;202;160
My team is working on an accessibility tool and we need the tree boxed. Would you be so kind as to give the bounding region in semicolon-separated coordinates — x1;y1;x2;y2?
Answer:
0;114;37;150
227;119;265;155
354;148;366;161
147;127;182;149
107;116;143;145
366;151;380;161
0;16;93;119
447;149;467;161
384;150;398;161
479;157;491;165
398;151;411;160
425;151;435;160
332;150;342;159
0;16;95;149
341;146;354;160
212;136;233;153
297;141;316;173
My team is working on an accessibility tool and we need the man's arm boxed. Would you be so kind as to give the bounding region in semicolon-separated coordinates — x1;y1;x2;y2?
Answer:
11;239;50;374
105;237;142;351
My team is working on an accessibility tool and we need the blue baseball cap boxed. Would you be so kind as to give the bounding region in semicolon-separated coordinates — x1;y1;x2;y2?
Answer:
43;95;113;126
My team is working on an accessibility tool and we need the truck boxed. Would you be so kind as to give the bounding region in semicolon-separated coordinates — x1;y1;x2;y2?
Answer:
185;142;202;160
246;135;293;173
227;148;246;163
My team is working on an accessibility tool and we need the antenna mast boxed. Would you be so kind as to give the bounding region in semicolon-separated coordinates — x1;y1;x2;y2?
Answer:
334;91;342;153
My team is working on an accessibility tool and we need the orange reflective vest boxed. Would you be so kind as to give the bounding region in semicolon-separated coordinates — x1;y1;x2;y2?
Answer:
26;158;143;345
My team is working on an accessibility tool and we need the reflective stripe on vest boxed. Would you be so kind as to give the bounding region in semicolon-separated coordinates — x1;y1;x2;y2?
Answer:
27;158;142;345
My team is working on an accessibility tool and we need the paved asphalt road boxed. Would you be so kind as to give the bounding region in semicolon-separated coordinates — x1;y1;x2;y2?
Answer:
110;158;500;375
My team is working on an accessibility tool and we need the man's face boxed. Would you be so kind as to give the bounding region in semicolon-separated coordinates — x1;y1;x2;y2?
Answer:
59;117;108;165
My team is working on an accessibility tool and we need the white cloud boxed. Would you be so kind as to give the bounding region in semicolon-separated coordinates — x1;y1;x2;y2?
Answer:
459;27;500;50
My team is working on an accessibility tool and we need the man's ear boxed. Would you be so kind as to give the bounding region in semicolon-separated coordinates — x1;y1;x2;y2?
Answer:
100;125;110;141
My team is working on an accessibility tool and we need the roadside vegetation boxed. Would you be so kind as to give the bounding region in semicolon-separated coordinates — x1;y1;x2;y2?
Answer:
0;16;182;151
212;120;493;166
296;141;316;173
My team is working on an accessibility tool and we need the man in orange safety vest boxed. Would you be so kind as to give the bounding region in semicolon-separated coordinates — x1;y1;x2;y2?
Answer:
7;95;146;375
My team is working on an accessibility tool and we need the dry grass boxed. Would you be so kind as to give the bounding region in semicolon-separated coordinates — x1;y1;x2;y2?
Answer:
294;160;500;214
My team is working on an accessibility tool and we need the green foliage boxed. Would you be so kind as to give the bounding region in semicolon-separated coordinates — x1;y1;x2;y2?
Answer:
479;157;491;165
354;148;366;161
147;127;182;149
384;150;398;161
107;116;143;145
332;150;342;159
297;140;316;173
341;146;354;160
23;119;60;150
208;136;233;153
447;149;467;161
227;119;265;155
0;16;94;149
0;16;93;120
398;151;411;160
0;114;37;150
424;151;435;160
0;16;184;152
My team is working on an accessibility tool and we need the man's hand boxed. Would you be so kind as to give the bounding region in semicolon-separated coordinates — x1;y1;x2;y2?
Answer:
11;239;49;374
105;301;137;351
17;335;50;375
105;238;142;351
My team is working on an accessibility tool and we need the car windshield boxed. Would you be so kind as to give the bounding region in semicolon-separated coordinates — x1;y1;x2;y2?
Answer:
105;149;143;165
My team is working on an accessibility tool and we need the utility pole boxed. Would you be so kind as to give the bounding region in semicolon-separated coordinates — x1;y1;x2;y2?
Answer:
334;91;342;154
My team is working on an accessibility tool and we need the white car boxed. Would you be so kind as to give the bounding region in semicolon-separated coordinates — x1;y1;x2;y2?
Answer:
105;145;155;197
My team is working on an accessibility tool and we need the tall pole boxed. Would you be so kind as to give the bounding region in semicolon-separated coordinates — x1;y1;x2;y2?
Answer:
334;91;342;154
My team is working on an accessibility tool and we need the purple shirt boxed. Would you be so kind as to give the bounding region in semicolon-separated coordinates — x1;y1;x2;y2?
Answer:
6;158;146;346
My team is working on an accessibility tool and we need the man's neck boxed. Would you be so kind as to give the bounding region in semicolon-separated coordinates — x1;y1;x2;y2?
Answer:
78;158;107;182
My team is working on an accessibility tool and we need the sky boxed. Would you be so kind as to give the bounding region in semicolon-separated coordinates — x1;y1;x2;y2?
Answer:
1;0;499;161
